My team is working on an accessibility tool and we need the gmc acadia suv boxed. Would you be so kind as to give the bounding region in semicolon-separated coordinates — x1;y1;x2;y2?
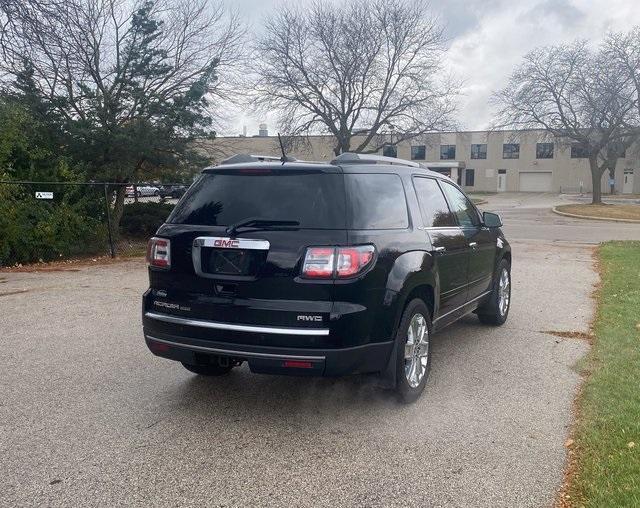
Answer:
142;153;511;402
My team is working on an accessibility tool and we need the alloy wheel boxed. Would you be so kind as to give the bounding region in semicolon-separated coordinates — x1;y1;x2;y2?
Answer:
404;313;429;388
498;268;510;316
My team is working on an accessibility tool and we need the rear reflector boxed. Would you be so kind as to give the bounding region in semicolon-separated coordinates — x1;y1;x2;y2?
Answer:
147;237;171;269
149;340;170;352
282;360;314;369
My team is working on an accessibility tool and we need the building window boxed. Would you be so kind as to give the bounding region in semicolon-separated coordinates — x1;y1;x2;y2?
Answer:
609;142;626;159
503;143;520;159
570;143;589;158
536;143;554;159
465;169;475;187
411;145;426;160
470;144;487;159
382;144;397;158
440;144;456;160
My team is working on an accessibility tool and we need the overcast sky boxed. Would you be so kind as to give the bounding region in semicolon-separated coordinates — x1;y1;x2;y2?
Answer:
225;0;640;136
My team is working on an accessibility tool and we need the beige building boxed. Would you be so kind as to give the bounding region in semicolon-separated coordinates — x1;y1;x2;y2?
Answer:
202;129;639;194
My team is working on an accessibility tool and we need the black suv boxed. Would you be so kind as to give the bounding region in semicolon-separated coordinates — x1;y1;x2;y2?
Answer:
142;153;511;402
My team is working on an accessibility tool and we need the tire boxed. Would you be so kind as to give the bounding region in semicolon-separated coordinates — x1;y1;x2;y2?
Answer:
154;190;160;196
395;298;432;404
182;359;234;376
136;191;141;197
477;258;511;326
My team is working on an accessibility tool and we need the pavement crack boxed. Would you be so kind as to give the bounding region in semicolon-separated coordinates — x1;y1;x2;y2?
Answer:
0;288;31;297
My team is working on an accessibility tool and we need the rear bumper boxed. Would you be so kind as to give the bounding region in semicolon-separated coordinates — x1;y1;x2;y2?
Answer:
143;328;394;377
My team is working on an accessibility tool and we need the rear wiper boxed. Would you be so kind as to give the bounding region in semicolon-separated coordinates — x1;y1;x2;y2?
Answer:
226;218;300;236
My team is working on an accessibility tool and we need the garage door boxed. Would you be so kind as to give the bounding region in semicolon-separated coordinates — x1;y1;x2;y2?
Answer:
519;172;553;192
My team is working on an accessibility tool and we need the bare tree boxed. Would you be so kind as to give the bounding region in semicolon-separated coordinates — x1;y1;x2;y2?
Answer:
253;0;457;156
604;26;640;148
0;0;245;238
492;41;639;203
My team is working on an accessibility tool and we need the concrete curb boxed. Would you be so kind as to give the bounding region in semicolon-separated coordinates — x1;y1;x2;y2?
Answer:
552;206;640;224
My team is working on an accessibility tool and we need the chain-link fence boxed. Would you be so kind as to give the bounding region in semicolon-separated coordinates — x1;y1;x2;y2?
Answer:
0;180;185;267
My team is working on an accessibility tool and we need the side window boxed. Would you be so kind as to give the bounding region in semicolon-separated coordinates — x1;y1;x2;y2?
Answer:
440;181;480;228
345;173;408;229
412;177;456;228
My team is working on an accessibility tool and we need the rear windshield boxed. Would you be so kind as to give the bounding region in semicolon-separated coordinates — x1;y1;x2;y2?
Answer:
168;172;346;228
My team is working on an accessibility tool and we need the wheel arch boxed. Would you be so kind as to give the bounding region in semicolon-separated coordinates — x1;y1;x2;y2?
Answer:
377;249;438;342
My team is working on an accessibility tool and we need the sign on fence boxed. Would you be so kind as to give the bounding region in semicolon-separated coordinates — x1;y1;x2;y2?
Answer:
35;191;54;199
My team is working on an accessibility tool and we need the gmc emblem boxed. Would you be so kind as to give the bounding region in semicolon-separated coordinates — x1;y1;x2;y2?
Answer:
214;239;240;248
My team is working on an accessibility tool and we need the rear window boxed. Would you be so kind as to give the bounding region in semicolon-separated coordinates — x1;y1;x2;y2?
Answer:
168;172;346;228
345;174;408;229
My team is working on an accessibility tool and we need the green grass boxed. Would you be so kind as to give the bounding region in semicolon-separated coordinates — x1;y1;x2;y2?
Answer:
568;241;640;507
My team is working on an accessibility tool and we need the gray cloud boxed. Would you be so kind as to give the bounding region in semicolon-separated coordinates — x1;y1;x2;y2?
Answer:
224;0;640;135
517;0;586;27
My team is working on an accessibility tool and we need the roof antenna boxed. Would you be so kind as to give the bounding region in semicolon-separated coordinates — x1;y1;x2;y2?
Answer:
277;133;288;164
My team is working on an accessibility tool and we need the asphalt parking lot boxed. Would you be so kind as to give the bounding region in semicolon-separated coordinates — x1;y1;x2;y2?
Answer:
2;194;639;507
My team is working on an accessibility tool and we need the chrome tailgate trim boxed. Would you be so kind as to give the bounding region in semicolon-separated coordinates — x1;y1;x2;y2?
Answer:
145;311;330;336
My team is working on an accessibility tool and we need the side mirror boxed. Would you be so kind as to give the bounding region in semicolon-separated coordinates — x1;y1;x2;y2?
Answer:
483;211;503;228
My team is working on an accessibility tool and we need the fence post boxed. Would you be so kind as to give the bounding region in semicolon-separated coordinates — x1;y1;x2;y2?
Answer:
103;183;115;258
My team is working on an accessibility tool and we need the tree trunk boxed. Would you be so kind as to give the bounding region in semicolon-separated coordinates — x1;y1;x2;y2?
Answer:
333;136;351;156
589;157;604;204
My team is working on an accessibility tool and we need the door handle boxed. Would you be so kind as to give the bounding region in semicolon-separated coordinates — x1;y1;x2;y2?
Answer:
469;242;478;248
433;246;446;253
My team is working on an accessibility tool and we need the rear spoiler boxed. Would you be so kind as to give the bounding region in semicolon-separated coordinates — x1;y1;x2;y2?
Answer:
220;154;297;165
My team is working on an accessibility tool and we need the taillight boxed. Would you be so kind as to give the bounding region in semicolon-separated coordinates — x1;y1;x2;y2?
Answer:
302;245;375;279
302;247;335;278
147;237;171;269
336;246;375;278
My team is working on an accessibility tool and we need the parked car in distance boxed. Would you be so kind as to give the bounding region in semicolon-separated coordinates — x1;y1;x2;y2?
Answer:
126;185;160;197
158;185;187;199
142;153;511;402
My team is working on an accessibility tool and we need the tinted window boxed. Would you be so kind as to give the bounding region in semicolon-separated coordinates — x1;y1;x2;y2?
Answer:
465;169;475;187
471;144;487;159
345;174;408;229
440;145;456;160
412;177;456;227
411;145;426;160
382;144;397;158
571;143;589;158
168;172;346;228
536;142;554;159
503;143;520;159
440;181;480;228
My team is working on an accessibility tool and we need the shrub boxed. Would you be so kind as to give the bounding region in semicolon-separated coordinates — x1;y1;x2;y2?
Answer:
119;201;174;238
0;184;107;266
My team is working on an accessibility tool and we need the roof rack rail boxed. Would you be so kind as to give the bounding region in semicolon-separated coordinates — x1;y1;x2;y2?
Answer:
220;154;297;165
331;152;421;168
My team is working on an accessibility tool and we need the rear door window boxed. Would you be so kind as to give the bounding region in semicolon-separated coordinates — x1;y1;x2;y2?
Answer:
168;171;346;228
412;177;456;227
344;174;408;229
